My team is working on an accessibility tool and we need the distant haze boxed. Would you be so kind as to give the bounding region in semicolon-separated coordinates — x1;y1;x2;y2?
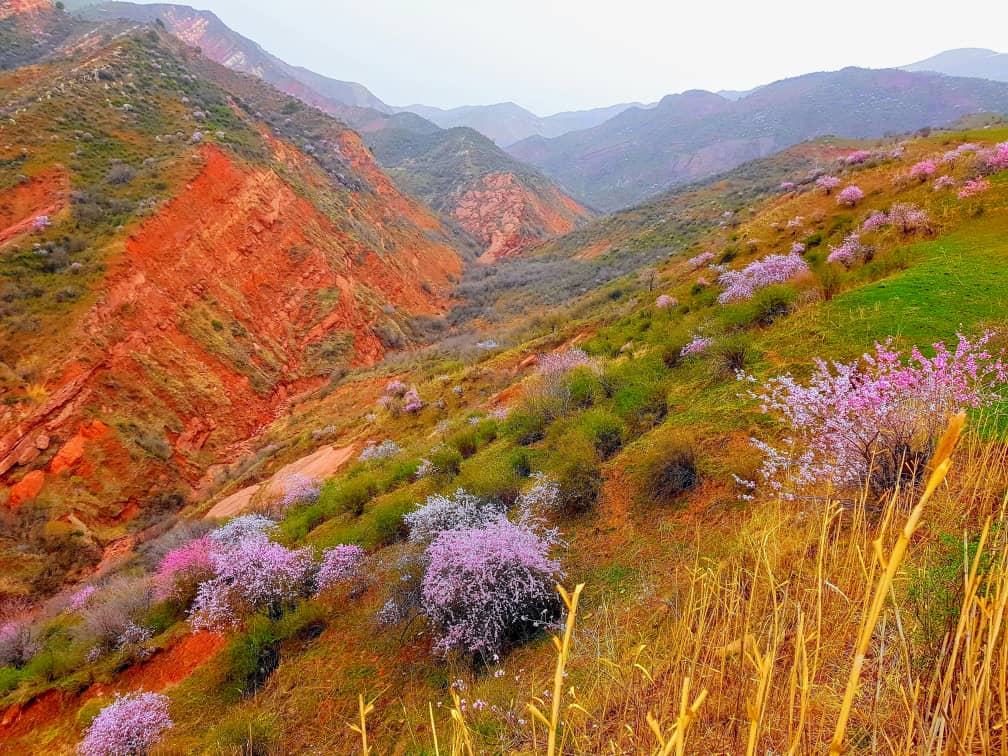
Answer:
106;0;1008;115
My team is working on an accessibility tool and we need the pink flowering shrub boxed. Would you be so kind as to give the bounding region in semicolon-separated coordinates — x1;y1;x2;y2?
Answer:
359;439;401;461
189;534;314;632
844;150;873;165
77;691;172;756
378;380;420;417
887;203;930;234
32;215;52;230
276;474;321;514
741;332;1007;494
517;473;561;514
209;515;277;547
680;335;713;358
686;251;715;269
655;294;677;309
716;252;809;304
154;536;215;602
404;489;505;543
780;181;796;192
537;348;593;378
315;545;367;596
909;159;938;181
0;621;39;668
68;586;98;612
978;142;1008;174
836;185;864;207
791;242;806;254
816;175;841;194
933;175;955;191
958;177;991;199
421;516;563;659
827;233;872;268
862;211;888;232
402;387;424;413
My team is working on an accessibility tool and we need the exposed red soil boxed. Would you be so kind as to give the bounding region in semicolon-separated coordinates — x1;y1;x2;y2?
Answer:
0;631;225;743
0;168;67;247
0;142;461;526
0;0;50;20
451;172;592;262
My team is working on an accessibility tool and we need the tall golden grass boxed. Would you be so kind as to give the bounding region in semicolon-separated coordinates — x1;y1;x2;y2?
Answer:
356;414;1008;753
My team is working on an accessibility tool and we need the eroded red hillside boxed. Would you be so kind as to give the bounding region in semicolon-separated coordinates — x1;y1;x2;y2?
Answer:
1;143;460;527
452;172;592;262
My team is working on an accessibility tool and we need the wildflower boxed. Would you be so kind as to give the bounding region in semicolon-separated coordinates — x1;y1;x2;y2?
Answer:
836;185;864;207
315;545;366;595
680;335;713;357
958;177;991;199
77;691;172;756
716;252;808;303
815;175;841;194
655;294;677;309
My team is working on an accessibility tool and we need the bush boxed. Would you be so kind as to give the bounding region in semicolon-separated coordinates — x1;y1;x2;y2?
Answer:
403;489;505;543
428;444;463;477
421;517;563;661
456;451;523;507
77;691;172;756
565;366;604;409
578;410;626;460
641;433;701;505
551;436;602;516
320;473;379;518
725;284;796;328
222;616;280;700
447;427;480;459
76;577;155;656
503;410;547;445
713;334;751;377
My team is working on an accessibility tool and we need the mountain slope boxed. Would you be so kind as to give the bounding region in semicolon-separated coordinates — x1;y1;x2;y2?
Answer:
902;47;1008;82
0;19;463;595
77;2;391;112
397;100;649;146
508;67;1008;210
366;125;594;261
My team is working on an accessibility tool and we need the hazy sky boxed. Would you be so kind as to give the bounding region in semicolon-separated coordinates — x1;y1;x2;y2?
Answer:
159;0;1008;115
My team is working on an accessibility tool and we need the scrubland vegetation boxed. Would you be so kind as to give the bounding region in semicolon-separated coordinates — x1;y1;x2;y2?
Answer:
3;118;1008;753
4;12;1008;755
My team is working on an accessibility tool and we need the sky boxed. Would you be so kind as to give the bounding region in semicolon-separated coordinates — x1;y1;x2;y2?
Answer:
142;0;1008;115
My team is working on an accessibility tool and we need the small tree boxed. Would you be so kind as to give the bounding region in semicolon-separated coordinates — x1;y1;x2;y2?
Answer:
78;692;172;756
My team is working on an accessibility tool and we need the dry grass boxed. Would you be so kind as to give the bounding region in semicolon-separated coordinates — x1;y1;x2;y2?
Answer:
356;414;1008;754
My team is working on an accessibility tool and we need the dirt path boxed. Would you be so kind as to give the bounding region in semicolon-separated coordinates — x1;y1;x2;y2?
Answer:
204;442;357;519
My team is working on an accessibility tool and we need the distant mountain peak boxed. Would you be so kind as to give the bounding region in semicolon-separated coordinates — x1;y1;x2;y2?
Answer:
901;48;1008;82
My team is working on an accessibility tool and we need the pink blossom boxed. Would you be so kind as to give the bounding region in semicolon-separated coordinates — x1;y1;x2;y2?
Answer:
742;332;1007;494
978;141;1008;174
862;211;888;232
278;474;321;512
77;691;172;756
958;177;991;199
844;150;873;165
655;294;677;309
827;233;871;267
680;335;713;357
686;251;715;269
816;175;841;194
155;536;215;602
316;545;366;595
717;252;809;304
403;388;424;413
791;242;806;254
836;185;864;207
421;516;563;659
31;215;51;230
909;159;938;181
933;175;955;191
189;534;314;632
886;203;930;234
780;181;796;192
537;348;593;378
68;586;98;612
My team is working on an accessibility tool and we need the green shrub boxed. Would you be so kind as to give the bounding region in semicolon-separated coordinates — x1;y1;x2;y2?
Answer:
320;473;380;518
815;265;845;301
565;366;604;409
503;410;547;445
506;447;533;478
578;410;626;460
456;449;521;506
222;617;280;700
723;284;796;328
369;489;416;546
713;334;752;377
429;444;463;477
447;426;480;459
0;666;23;698
550;436;601;516
639;433;701;505
271;600;327;644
